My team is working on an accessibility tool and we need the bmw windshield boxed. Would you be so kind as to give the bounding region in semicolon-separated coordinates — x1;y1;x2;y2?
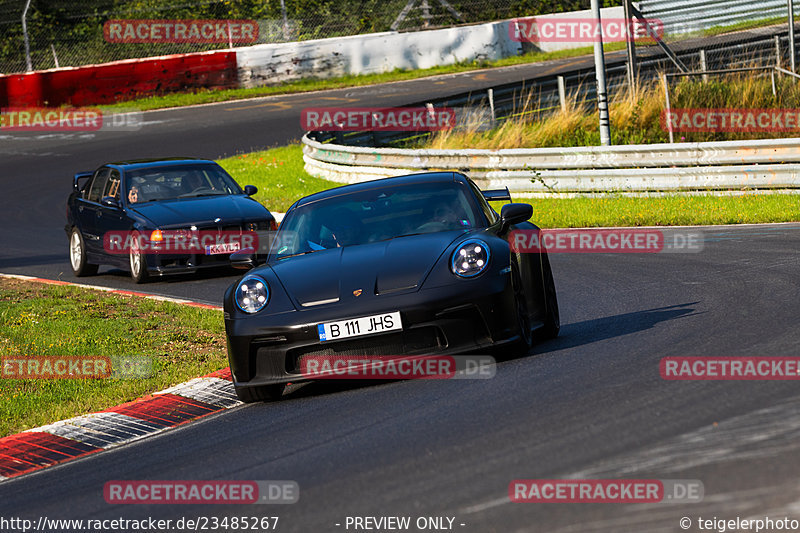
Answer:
270;181;486;260
125;163;243;204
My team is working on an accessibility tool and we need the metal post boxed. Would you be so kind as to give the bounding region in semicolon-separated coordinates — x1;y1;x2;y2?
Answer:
622;0;637;95
776;35;782;69
487;88;496;122
591;0;611;146
771;69;777;96
557;76;567;111
280;0;290;40
700;49;708;82
22;0;32;72
50;44;59;69
790;0;796;73
421;0;432;28
663;73;674;144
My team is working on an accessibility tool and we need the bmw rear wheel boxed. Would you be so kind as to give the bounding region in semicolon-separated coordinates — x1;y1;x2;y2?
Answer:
69;227;98;277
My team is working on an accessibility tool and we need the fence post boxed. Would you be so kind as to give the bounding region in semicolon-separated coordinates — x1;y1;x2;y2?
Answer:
487;88;496;122
771;69;777;96
22;0;33;72
663;73;674;144
50;44;59;69
591;0;611;146
623;0;637;95
280;0;290;40
557;76;567;111
789;0;796;72
699;49;708;82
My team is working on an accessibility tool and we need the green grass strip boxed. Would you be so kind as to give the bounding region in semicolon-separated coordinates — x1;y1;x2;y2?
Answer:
0;278;227;437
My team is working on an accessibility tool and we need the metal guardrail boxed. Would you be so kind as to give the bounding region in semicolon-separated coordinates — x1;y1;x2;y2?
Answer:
302;135;800;194
638;0;790;35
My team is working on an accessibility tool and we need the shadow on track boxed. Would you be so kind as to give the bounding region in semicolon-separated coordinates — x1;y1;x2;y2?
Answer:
532;302;701;355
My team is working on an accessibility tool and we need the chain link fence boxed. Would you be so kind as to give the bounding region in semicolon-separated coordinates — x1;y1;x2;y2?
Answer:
0;0;622;75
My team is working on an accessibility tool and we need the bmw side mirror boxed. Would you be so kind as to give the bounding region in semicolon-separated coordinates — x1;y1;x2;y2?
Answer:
231;248;257;270
244;185;258;196
100;196;120;208
500;203;533;232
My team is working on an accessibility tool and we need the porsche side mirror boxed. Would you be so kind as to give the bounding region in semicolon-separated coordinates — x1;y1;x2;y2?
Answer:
500;203;533;232
231;248;257;270
100;196;120;208
244;185;258;196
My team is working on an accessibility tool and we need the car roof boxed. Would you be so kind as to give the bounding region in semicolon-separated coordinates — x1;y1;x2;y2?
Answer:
293;172;468;209
106;158;216;170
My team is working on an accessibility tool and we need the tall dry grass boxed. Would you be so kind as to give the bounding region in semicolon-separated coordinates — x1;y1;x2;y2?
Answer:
425;72;800;149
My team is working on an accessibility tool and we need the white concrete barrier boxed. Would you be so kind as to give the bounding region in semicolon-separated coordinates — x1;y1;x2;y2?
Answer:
236;22;522;87
235;7;627;88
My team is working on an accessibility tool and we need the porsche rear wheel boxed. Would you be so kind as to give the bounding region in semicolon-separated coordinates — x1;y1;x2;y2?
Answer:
69;228;98;277
538;254;560;340
235;383;285;403
511;261;533;354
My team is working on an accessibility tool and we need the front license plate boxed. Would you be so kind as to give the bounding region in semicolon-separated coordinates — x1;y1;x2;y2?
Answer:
317;311;402;342
205;242;240;255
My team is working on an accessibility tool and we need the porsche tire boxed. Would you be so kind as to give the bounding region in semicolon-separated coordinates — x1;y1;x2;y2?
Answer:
510;261;533;355
538;254;560;340
235;383;285;403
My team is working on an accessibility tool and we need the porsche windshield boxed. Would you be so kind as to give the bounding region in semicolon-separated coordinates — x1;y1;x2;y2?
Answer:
271;181;484;259
125;164;243;203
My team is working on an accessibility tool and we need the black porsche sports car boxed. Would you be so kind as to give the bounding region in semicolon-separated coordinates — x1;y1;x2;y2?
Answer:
65;158;276;283
223;171;559;402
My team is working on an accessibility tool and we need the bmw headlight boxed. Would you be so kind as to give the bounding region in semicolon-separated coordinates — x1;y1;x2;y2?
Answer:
235;275;269;313
451;239;490;278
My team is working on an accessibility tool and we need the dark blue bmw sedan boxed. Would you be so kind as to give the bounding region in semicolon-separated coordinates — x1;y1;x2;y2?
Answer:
66;158;276;283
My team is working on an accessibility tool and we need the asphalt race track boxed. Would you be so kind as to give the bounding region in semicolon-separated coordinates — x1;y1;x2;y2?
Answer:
3;57;800;532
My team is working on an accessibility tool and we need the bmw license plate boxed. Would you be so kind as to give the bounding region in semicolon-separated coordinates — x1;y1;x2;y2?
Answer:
205;242;240;255
317;311;402;342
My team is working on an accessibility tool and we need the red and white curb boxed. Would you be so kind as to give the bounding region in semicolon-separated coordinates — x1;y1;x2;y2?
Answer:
0;274;240;482
0;369;242;481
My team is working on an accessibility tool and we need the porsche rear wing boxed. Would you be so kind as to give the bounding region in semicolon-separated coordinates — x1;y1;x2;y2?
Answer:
482;187;511;202
73;171;92;193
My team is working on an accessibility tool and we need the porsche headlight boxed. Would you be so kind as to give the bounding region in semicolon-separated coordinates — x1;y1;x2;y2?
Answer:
451;239;490;278
235;275;269;313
